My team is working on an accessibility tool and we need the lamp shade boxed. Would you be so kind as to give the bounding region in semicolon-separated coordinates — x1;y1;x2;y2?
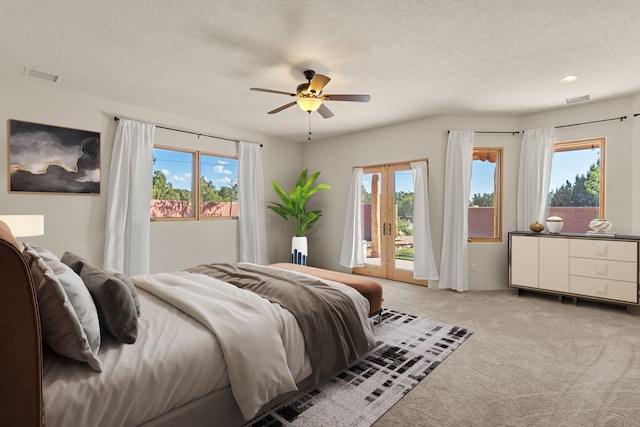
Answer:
297;97;322;112
0;215;44;237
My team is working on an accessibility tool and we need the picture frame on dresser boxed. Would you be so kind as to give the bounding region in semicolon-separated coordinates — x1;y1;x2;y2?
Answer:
8;119;101;194
508;231;639;313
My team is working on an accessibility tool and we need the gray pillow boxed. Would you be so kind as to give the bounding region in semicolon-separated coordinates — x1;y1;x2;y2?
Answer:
60;251;89;275
113;272;141;317
62;251;141;316
23;244;102;372
80;263;138;344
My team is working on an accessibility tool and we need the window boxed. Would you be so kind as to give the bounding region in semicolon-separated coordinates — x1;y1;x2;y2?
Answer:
199;153;238;218
152;147;195;219
468;147;502;242
151;146;238;220
547;138;604;233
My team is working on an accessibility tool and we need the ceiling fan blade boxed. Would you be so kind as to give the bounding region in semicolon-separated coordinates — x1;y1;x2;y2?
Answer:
250;87;296;96
323;94;371;102
267;101;297;114
308;74;331;94
317;103;335;119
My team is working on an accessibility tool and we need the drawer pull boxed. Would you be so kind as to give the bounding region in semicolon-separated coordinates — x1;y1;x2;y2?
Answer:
595;282;608;295
596;263;608;276
596;244;608;257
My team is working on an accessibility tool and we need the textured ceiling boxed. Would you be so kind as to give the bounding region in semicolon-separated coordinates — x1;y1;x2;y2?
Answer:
2;1;640;142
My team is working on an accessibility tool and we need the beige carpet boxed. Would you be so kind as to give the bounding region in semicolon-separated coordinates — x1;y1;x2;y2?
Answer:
372;279;640;427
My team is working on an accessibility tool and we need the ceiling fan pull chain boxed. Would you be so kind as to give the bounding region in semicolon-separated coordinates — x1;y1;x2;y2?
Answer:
308;112;312;141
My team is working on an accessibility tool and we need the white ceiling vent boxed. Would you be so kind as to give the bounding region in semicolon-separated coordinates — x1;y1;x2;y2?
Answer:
23;67;60;83
565;94;591;105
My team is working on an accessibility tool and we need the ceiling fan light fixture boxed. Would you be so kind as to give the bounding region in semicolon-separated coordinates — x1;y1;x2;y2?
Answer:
297;97;322;112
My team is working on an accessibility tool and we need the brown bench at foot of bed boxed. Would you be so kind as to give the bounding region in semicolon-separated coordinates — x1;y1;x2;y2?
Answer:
269;263;383;317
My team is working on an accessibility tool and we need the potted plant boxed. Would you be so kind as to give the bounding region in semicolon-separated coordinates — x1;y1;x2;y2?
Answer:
267;169;331;265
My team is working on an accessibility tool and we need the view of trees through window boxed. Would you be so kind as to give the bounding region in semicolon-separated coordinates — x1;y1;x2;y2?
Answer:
151;147;238;219
199;153;238;218
546;138;604;233
360;168;416;263
548;160;599;207
395;191;414;239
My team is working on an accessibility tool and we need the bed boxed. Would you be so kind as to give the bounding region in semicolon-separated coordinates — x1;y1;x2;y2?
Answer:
0;221;376;427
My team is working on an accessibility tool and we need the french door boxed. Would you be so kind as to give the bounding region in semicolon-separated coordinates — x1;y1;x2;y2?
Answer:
353;161;426;286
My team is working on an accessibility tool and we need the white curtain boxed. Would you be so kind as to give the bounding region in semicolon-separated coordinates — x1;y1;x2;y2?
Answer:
516;128;555;230
104;119;155;275
411;161;439;280
439;130;474;292
339;168;364;268
238;141;267;264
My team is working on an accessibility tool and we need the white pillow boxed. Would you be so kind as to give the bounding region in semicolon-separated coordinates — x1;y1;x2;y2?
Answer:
23;243;102;372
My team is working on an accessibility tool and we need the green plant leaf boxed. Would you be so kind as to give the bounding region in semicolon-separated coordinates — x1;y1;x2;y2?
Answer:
271;181;290;205
295;169;309;188
267;169;331;236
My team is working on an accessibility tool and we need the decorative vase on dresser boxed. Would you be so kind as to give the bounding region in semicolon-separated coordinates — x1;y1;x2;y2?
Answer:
545;216;564;234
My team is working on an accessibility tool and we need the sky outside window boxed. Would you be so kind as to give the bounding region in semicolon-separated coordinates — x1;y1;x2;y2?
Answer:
469;148;599;197
153;148;237;191
367;149;599;196
153;148;193;191
201;154;238;189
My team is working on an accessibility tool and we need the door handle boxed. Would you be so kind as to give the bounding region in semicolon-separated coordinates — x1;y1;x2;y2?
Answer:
382;223;393;236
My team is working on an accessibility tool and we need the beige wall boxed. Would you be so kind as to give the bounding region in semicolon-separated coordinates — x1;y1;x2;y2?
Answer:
634;94;640;235
0;77;302;272
2;74;638;290
520;95;635;234
302;95;640;290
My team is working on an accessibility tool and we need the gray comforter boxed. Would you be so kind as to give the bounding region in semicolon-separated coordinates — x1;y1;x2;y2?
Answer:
186;263;372;383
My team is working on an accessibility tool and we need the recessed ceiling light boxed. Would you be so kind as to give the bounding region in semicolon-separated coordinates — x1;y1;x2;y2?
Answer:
560;75;578;83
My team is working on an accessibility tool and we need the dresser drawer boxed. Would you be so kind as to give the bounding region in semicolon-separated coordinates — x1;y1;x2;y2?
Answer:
569;276;638;303
569;239;637;262
569;257;637;282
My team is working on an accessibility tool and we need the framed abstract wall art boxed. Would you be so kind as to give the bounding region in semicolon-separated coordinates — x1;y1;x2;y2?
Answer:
8;119;101;194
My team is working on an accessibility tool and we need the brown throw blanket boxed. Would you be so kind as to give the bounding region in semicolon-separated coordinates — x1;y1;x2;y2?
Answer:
186;263;372;383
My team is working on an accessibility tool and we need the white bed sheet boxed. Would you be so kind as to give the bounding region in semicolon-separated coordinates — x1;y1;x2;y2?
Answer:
43;288;223;426
134;271;307;419
43;286;309;427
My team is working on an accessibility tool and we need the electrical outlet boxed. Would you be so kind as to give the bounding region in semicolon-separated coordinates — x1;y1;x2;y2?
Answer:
470;263;476;272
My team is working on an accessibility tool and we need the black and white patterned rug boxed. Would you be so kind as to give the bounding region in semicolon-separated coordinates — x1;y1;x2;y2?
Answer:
245;309;473;427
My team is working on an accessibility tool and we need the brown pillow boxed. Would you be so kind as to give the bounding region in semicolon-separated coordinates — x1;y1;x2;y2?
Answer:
80;263;138;344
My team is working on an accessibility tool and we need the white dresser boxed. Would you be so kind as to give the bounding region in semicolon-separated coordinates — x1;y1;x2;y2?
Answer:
509;232;639;309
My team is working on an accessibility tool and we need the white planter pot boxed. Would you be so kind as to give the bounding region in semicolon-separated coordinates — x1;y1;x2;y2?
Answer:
292;236;308;265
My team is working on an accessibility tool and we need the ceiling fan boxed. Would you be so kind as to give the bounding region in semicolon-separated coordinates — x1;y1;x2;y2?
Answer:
250;70;370;119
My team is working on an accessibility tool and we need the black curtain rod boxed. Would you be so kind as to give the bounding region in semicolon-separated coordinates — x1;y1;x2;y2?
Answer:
447;130;520;135
634;113;639;117
475;131;520;135
448;115;628;135
113;117;262;147
555;115;627;129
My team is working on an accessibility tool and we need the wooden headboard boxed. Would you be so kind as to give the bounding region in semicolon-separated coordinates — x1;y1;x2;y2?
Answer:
0;221;44;426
